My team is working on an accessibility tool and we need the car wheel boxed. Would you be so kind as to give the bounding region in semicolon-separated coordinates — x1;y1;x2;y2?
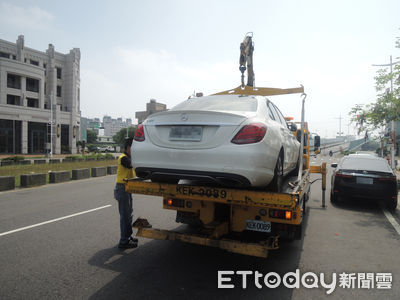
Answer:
289;154;300;177
386;197;398;211
270;153;283;192
330;189;337;203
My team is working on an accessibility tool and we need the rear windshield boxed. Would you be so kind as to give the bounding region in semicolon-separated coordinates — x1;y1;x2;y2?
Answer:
171;96;257;112
341;157;391;172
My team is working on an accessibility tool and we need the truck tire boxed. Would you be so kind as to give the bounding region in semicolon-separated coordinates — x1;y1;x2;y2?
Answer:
294;224;302;240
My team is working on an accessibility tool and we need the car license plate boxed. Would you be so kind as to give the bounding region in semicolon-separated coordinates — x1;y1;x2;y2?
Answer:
356;177;373;185
169;126;202;141
246;220;271;233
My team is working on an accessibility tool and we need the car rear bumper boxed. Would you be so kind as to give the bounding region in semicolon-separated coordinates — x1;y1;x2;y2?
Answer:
132;142;278;187
332;185;397;201
136;167;251;187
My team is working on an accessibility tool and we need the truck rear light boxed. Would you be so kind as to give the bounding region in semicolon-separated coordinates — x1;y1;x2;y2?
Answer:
134;124;145;142
164;198;184;208
231;123;267;144
269;209;292;220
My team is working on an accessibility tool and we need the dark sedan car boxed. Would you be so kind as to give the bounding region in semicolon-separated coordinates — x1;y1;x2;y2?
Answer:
330;154;398;210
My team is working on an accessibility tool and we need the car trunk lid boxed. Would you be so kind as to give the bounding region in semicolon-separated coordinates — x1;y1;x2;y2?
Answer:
143;110;252;149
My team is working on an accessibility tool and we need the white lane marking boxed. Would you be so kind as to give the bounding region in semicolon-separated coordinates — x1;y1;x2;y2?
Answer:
0;205;112;237
382;208;400;236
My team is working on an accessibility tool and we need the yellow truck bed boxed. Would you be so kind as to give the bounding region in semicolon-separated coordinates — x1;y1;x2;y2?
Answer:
124;165;325;258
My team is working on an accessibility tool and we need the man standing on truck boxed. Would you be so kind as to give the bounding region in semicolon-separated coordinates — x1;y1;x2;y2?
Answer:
114;137;138;249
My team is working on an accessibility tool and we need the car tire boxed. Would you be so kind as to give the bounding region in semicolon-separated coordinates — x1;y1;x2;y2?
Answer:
387;197;398;211
270;153;283;193
294;156;300;174
330;189;337;203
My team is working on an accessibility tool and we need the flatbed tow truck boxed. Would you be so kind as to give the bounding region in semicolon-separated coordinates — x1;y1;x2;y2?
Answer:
124;34;327;258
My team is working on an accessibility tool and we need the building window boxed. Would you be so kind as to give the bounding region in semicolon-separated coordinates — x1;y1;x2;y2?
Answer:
44;103;50;109
26;77;39;92
43;63;47;69
27;98;39;108
57;85;62;97
30;59;39;66
7;95;21;105
0;52;10;58
12;55;16;60
7;74;21;89
57;67;62;79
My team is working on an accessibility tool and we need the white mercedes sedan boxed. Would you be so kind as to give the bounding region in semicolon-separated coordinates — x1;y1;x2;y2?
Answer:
132;94;300;190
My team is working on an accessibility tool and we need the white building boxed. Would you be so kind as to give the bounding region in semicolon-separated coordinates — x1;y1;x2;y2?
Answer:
0;35;81;154
102;115;133;137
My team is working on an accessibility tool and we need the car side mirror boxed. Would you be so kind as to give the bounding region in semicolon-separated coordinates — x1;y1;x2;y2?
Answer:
331;163;338;168
314;136;321;148
288;123;297;132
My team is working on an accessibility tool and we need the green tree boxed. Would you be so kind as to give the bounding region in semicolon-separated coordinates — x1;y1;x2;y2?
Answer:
350;34;400;134
113;126;137;145
87;129;98;143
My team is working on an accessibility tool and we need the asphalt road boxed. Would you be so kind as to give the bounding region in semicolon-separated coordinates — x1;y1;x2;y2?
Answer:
0;154;399;299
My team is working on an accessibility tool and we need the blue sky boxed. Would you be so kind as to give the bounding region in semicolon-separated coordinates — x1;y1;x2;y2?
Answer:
0;0;399;137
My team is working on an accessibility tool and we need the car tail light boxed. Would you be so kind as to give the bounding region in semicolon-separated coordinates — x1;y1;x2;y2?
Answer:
134;124;145;142
378;177;396;182
231;123;267;144
335;173;353;178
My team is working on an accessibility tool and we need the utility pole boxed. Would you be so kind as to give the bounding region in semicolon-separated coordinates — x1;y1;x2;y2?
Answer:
372;55;400;169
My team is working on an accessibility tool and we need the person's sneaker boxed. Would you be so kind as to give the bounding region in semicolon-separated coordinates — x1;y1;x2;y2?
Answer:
118;239;138;249
129;236;138;243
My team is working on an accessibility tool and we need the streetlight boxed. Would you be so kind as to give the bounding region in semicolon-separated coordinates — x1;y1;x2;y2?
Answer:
372;55;400;168
47;91;54;158
335;114;344;139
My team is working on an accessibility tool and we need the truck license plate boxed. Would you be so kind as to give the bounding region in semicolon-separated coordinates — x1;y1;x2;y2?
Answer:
246;220;271;233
